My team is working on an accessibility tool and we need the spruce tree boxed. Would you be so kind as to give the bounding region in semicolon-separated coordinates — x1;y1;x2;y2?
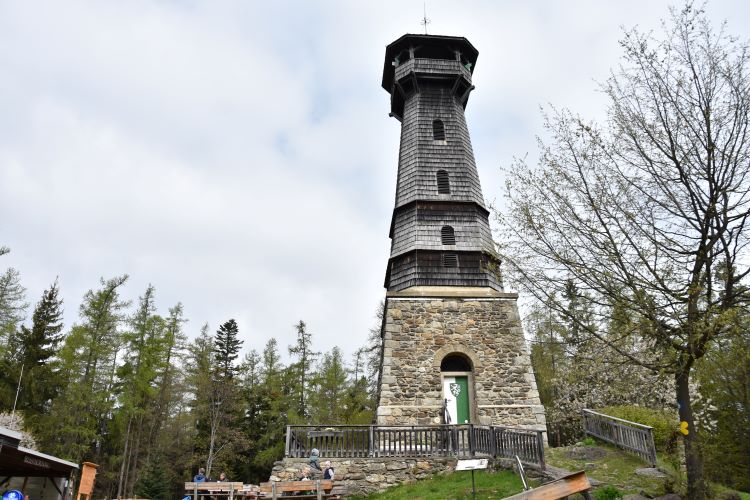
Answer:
288;320;319;416
214;319;242;380
134;458;169;500
17;279;64;415
309;348;347;423
38;275;129;463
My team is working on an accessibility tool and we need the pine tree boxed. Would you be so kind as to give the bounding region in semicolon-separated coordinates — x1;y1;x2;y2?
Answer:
188;324;214;473
38;275;129;463
134;458;169;500
214;319;242;380
288;320;319;417
116;285;168;498
309;348;348;423
0;266;27;335
17;279;64;415
249;338;292;477
192;321;246;479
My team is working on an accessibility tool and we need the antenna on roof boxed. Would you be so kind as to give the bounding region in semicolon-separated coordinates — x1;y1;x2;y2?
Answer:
420;2;431;34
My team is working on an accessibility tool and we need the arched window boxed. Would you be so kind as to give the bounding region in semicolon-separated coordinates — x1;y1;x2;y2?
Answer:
442;252;458;268
433;119;446;141
441;226;456;245
441;353;472;372
436;170;450;194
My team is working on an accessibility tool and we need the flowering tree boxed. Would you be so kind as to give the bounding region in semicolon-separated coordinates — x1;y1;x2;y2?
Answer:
498;5;750;498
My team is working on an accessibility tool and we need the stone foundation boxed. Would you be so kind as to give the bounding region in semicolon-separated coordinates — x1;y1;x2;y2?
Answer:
376;287;547;432
272;457;460;496
272;456;552;496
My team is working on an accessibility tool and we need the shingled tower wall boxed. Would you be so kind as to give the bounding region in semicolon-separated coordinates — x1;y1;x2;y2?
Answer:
376;34;546;432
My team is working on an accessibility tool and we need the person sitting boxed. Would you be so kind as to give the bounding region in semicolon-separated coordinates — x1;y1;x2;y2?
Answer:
322;461;334;480
217;472;227;482
295;467;314;496
193;467;206;483
298;466;312;481
309;448;321;471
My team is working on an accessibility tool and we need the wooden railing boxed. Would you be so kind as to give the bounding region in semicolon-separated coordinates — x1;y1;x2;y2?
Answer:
285;424;545;469
582;409;657;465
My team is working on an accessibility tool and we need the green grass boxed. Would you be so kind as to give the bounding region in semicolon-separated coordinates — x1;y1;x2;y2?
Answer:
352;469;530;499
545;442;673;496
352;442;750;499
546;441;750;499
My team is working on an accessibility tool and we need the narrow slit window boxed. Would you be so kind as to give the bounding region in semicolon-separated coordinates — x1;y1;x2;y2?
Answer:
433;119;446;141
441;226;456;245
442;252;458;268
436;170;450;194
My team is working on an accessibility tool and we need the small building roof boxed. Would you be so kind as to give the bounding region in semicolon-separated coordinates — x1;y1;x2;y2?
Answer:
382;34;479;92
0;426;78;478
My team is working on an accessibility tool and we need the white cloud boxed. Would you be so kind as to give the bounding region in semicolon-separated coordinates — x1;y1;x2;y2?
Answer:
2;0;749;361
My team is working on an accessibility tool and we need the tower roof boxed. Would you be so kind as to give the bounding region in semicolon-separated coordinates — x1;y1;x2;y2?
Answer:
381;34;479;92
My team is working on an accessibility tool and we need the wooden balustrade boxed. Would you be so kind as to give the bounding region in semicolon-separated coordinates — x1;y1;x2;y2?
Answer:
582;409;657;465
285;424;545;469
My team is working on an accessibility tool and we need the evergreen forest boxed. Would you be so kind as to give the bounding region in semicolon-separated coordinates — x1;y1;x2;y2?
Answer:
0;261;382;499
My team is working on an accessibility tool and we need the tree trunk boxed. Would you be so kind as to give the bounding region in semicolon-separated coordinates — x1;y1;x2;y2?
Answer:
126;413;145;497
116;416;132;499
676;367;706;499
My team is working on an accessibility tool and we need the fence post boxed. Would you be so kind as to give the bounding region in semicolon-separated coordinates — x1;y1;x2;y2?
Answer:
489;426;496;457
536;430;546;470
368;425;375;457
647;427;657;466
285;426;292;457
468;424;475;456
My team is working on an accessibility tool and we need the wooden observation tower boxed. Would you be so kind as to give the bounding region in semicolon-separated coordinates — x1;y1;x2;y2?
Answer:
376;34;547;433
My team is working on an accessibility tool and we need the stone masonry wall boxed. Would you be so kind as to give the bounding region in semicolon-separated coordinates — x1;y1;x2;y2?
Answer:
272;457;459;496
271;456;552;496
376;292;547;431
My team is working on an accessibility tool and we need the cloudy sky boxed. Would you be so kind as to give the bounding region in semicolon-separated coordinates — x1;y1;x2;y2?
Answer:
2;1;749;362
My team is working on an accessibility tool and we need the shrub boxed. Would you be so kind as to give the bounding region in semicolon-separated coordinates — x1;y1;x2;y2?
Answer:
581;437;596;446
598;405;679;453
594;485;623;500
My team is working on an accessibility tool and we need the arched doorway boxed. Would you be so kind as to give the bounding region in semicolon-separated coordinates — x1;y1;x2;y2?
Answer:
440;353;473;424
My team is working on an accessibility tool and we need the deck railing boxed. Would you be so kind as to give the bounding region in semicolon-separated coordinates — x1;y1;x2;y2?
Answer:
582;409;657;465
285;424;545;469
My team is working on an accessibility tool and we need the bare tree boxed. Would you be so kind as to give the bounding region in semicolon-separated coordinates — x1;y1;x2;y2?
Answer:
497;5;750;498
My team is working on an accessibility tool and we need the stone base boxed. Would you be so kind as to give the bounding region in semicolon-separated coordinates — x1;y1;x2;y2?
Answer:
272;456;555;496
376;287;547;432
272;457;459;496
271;457;459;496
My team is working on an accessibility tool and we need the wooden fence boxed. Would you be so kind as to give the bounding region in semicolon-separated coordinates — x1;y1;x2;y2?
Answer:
582;409;657;465
285;424;545;469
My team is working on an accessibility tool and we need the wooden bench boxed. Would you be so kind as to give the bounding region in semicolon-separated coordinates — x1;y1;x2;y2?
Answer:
503;470;593;500
185;481;244;499
258;479;344;499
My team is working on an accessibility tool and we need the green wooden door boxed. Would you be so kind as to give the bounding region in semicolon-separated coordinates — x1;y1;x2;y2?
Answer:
454;376;470;424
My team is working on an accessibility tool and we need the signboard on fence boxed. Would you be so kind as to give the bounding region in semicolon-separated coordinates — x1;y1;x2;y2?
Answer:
455;459;488;471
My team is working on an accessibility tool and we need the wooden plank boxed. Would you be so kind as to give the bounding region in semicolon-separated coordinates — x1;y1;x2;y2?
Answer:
184;482;243;492
503;471;592;500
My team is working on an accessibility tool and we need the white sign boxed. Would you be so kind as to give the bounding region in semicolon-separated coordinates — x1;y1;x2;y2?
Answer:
455;459;488;471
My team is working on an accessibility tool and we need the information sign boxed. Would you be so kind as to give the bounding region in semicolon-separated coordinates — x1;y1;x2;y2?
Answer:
455;458;488;471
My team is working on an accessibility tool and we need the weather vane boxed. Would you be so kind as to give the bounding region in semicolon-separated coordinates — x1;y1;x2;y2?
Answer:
420;3;431;34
